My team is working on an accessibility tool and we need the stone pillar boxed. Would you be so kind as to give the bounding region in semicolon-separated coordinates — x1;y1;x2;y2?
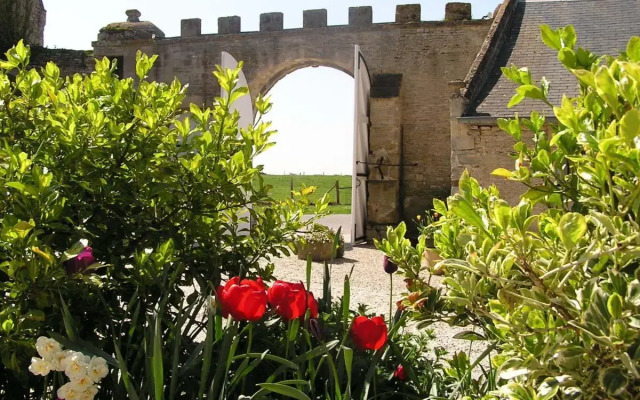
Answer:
218;16;241;34
260;12;283;32
181;18;201;37
445;3;472;21
303;9;327;28
449;79;471;193
395;4;421;23
348;6;372;27
367;74;403;239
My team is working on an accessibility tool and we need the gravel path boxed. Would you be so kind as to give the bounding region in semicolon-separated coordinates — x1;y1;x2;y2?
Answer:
272;243;485;360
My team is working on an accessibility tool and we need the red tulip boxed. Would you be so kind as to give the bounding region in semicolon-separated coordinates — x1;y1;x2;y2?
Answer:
393;365;407;381
350;316;388;351
217;277;267;321
64;246;97;275
268;280;318;320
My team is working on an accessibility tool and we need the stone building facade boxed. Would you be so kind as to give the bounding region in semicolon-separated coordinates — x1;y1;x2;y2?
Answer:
92;3;491;238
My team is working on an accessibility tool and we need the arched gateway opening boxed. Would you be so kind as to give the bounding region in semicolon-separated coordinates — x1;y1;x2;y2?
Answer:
224;48;370;243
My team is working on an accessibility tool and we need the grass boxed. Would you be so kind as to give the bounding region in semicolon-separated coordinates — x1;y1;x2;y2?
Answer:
261;174;352;214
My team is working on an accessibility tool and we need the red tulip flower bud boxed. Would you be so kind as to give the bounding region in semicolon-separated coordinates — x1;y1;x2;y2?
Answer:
217;277;267;322
383;255;398;274
350;316;388;351
64;246;97;275
393;365;407;381
268;280;318;321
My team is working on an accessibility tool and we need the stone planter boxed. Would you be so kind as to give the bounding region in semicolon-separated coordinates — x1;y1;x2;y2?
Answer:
297;241;345;262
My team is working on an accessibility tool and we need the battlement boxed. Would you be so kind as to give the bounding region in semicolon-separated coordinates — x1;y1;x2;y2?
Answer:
98;3;475;42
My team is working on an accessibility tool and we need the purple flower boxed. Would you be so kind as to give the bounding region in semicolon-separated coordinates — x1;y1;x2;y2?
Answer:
309;318;324;341
64;246;97;275
383;255;398;274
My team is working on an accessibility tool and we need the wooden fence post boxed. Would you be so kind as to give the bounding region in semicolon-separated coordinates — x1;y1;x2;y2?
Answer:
335;179;340;205
290;178;294;199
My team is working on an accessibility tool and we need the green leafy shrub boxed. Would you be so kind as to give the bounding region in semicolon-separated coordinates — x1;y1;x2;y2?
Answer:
377;26;640;399
0;41;326;396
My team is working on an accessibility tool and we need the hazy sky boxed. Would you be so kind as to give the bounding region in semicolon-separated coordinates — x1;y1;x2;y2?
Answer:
42;0;502;174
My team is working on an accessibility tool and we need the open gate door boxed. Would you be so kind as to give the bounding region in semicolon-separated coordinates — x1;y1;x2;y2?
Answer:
351;45;371;243
221;52;255;232
221;51;254;130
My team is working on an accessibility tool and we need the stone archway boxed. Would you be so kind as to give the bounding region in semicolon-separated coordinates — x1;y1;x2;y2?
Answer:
93;4;491;237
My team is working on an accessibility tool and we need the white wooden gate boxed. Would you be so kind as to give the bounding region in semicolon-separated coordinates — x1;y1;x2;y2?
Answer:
221;51;254;130
351;45;371;243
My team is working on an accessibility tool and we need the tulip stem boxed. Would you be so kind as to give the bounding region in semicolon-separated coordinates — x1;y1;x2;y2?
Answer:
389;274;393;329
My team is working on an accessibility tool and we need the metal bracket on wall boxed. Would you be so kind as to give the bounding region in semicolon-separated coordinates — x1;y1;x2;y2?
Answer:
356;158;418;179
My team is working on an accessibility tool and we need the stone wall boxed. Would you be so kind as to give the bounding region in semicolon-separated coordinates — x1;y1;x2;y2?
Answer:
30;47;95;77
0;0;46;50
93;5;492;238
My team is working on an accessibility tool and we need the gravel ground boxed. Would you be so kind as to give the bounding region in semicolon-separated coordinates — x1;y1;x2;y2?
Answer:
272;243;486;361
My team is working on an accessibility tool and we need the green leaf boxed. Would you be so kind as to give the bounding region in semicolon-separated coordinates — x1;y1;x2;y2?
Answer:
561;25;577;49
595;66;620;112
607;293;623;319
559;48;576;68
627;36;640;62
599;367;628;397
492;168;513;178
517;85;547;102
540;25;562;51
256;383;311;400
620;109;640;143
151;314;164;400
449;197;487;233
453;331;486;341
557;213;587;250
572;69;596;88
507;92;525;108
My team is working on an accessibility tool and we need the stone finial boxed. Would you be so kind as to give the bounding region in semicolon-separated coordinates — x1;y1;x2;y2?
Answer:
219;16;241;34
395;4;421;23
303;9;327;29
181;18;201;37
260;12;284;32
349;6;373;27
126;9;141;22
445;3;472;21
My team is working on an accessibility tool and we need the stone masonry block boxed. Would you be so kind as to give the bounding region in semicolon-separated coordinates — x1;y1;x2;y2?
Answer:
396;4;421;23
371;74;403;98
367;180;400;224
445;3;472;21
303;9;327;28
218;16;241;34
260;12;284;32
348;6;372;27
181;19;201;37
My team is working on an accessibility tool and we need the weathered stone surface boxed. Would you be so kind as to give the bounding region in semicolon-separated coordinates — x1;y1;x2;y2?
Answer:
367;180;400;224
98;11;165;41
260;12;283;32
445;3;472;21
1;0;46;48
126;9;141;23
395;4;421;23
181;18;201;37
218;16;241;34
303;9;327;29
348;6;373;26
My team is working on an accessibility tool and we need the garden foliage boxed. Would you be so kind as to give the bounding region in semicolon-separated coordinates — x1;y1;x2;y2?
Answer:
0;41;438;400
378;26;640;399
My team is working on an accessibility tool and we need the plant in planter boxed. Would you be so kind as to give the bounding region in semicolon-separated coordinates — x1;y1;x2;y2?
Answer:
297;224;345;261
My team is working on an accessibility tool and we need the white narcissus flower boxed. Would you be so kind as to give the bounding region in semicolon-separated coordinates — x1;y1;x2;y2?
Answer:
88;356;109;383
50;349;74;372
35;336;62;360
57;381;83;400
72;374;94;390
80;384;99;400
28;357;51;376
63;352;90;381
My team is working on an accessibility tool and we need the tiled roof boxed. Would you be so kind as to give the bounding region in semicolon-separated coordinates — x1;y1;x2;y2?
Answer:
469;0;640;118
